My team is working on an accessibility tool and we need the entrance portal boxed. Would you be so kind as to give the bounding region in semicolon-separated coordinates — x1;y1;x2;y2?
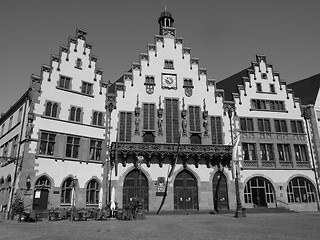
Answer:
244;177;275;207
33;176;51;211
212;171;229;211
174;170;198;210
123;169;149;211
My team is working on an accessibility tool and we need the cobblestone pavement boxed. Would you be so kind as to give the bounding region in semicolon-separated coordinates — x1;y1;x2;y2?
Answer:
0;212;319;240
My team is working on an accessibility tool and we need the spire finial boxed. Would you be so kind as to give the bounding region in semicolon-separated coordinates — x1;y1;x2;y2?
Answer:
165;5;167;12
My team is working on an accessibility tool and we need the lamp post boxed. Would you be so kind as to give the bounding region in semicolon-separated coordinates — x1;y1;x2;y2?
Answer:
70;175;78;221
225;103;246;218
302;106;320;211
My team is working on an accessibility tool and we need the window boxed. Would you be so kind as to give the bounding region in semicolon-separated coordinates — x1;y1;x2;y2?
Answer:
18;107;23;123
261;73;268;79
45;101;59;118
274;119;287;132
61;177;74;204
119;112;132;142
210;116;223;144
8;116;13;130
81;82;93;95
291;120;304;133
287;177;316;203
69;107;82;122
66;136;80;158
242;143;256;160
257;119;271;132
90;139;102;161
189;106;201;132
39;132;56;155
10;135;18;157
183;79;193;87
1;123;5;136
244;177;275;205
2;143;8;157
240;118;254;131
277;144;291;161
86;179;100;204
251;99;285;111
35;176;51;188
145;76;155;85
294;145;308;162
165;98;179;143
270;84;275;93
59;76;71;89
260;143;274;161
256;83;262;92
75;58;82;69
164;60;174;69
143;103;155;130
92;111;104;126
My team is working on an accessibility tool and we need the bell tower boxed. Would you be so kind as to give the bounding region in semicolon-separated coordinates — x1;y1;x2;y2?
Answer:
158;8;174;35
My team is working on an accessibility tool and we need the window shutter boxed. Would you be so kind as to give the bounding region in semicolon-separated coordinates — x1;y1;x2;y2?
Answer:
126;113;132;141
195;107;201;131
80;137;90;161
143;104;149;130
54;134;66;159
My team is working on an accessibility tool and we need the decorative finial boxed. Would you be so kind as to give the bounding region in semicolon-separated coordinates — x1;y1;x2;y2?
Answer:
203;98;206;112
165;5;167;12
136;94;139;108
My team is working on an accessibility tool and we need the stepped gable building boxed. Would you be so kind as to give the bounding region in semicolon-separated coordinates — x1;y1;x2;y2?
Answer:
217;55;319;211
107;10;235;212
288;74;320;200
0;28;108;214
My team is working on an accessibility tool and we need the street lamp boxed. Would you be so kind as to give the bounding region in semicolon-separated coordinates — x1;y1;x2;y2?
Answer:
225;104;246;218
70;175;78;221
26;175;31;191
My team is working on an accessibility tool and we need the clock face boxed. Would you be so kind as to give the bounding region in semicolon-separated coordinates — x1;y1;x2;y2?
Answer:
162;74;177;89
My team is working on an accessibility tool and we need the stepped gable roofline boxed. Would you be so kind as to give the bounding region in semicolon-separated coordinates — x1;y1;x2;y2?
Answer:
216;68;249;102
288;73;320;105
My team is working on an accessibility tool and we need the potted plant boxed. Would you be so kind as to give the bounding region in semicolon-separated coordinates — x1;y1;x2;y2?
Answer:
11;194;24;221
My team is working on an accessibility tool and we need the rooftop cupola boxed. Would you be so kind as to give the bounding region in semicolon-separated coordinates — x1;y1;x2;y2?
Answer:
158;9;174;35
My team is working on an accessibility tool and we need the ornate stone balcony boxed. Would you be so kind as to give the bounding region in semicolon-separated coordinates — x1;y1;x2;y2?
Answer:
261;161;276;168
242;160;258;168
279;161;293;168
110;142;232;168
296;161;310;168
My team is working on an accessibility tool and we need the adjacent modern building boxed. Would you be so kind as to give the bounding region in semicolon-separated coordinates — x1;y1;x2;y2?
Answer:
0;11;319;215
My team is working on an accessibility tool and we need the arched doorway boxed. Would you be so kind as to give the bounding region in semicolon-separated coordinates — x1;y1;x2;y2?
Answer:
174;170;198;210
244;177;275;208
33;176;51;211
123;169;149;211
212;171;229;211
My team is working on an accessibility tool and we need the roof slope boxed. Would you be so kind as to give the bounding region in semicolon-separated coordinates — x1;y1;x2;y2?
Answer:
288;73;320;105
216;68;249;101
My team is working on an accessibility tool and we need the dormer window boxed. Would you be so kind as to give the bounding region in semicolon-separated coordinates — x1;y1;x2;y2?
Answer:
261;73;268;79
75;58;82;69
270;84;275;93
165;18;170;27
145;76;155;85
256;83;262;92
164;60;174;69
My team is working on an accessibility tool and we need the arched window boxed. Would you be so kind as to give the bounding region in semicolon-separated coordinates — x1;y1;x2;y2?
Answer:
98;113;103;126
76;108;82;122
287;177;316;203
244;177;275;207
7;175;11;185
45;102;52;116
70;107;76;121
45;101;59;118
92;112;98;125
35;176;51;188
86;179;100;204
61;177;74;204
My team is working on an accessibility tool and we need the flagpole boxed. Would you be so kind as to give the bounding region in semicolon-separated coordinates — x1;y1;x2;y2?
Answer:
225;103;246;218
157;131;181;214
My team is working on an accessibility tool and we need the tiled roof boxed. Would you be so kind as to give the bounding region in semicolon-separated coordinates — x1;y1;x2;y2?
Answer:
288;73;320;105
